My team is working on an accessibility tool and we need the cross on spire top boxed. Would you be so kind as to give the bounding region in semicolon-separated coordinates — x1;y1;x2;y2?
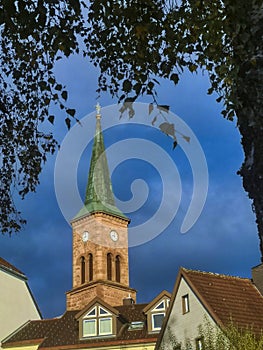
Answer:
95;102;101;119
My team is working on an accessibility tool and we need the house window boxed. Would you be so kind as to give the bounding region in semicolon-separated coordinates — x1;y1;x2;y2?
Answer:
196;337;204;350
81;256;85;284
82;306;113;338
83;319;96;337
152;313;165;330
99;317;112;335
149;297;170;332
115;255;121;282
107;253;112;280
128;321;144;330
155;300;165;309
182;294;189;314
88;253;93;281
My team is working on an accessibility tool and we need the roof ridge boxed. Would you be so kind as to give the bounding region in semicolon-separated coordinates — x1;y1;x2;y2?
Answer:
182;267;250;280
115;303;149;310
31;318;60;323
0;256;25;277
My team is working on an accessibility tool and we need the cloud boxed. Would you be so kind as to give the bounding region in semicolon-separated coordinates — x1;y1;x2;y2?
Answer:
1;57;259;319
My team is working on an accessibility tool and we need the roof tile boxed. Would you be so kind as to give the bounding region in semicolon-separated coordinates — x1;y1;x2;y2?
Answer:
0;257;25;276
3;304;157;349
183;268;263;334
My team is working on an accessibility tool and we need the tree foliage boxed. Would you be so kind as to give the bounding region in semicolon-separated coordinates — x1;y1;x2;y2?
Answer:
1;0;263;251
198;320;263;350
0;0;84;233
160;320;263;350
85;0;263;258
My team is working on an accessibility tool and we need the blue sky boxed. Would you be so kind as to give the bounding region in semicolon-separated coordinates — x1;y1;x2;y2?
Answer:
0;54;260;318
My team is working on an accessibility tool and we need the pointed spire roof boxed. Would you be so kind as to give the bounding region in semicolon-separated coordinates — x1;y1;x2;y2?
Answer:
73;104;128;221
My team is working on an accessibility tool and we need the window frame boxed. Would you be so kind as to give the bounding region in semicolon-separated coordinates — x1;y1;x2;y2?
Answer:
151;312;165;331
154;300;165;310
107;253;112;280
147;297;170;333
195;337;204;350
99;317;113;335
115;255;121;282
83;319;97;337
182;294;190;314
128;321;144;330
88;253;93;281
81;305;114;338
81;256;86;284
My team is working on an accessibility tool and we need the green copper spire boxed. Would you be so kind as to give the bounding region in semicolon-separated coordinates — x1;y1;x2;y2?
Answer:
74;104;128;221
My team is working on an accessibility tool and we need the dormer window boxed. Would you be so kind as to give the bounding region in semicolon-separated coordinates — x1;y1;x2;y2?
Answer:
99;318;112;335
150;298;170;332
143;291;172;334
151;300;167;331
82;306;113;337
152;313;165;330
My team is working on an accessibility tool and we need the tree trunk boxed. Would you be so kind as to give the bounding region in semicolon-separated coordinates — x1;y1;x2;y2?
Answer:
236;3;263;260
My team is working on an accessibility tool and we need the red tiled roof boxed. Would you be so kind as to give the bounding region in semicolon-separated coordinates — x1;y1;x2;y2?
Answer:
0;257;25;277
182;268;263;334
2;318;59;347
115;303;148;322
2;304;157;349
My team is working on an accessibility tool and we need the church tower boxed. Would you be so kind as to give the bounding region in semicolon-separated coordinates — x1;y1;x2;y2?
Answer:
66;105;136;310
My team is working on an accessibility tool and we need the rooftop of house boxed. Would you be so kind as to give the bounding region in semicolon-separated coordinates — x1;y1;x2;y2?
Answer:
0;256;26;279
177;268;263;334
2;305;157;349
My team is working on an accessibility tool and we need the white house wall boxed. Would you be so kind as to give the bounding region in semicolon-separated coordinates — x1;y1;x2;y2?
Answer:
159;277;216;349
0;268;41;347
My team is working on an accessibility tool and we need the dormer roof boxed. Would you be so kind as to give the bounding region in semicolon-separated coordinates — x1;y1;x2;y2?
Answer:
75;297;120;320
143;290;171;313
2;293;170;349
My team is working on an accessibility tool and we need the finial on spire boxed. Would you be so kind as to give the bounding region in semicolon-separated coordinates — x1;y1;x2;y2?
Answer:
95;102;101;119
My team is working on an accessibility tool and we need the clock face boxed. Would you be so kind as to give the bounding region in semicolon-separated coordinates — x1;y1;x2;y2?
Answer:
110;230;118;242
82;231;89;242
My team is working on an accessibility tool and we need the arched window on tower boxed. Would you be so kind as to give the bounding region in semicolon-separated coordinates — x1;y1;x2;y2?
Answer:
88;253;93;281
115;255;121;283
107;253;112;280
81;256;85;284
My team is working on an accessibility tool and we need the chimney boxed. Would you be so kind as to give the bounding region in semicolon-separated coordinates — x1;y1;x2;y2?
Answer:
123;294;134;305
252;263;263;295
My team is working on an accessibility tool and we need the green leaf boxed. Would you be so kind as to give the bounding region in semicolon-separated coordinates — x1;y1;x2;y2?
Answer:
189;63;198;73
61;90;68;101
48;77;56;85
148;81;154;91
183;135;191;143
170;73;179;85
55;84;62;91
66;108;76;117
157;105;169;113
159;122;175;138
48;115;55;124
65;117;71;129
123;79;132;92
151;116;157;125
149;103;154;115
